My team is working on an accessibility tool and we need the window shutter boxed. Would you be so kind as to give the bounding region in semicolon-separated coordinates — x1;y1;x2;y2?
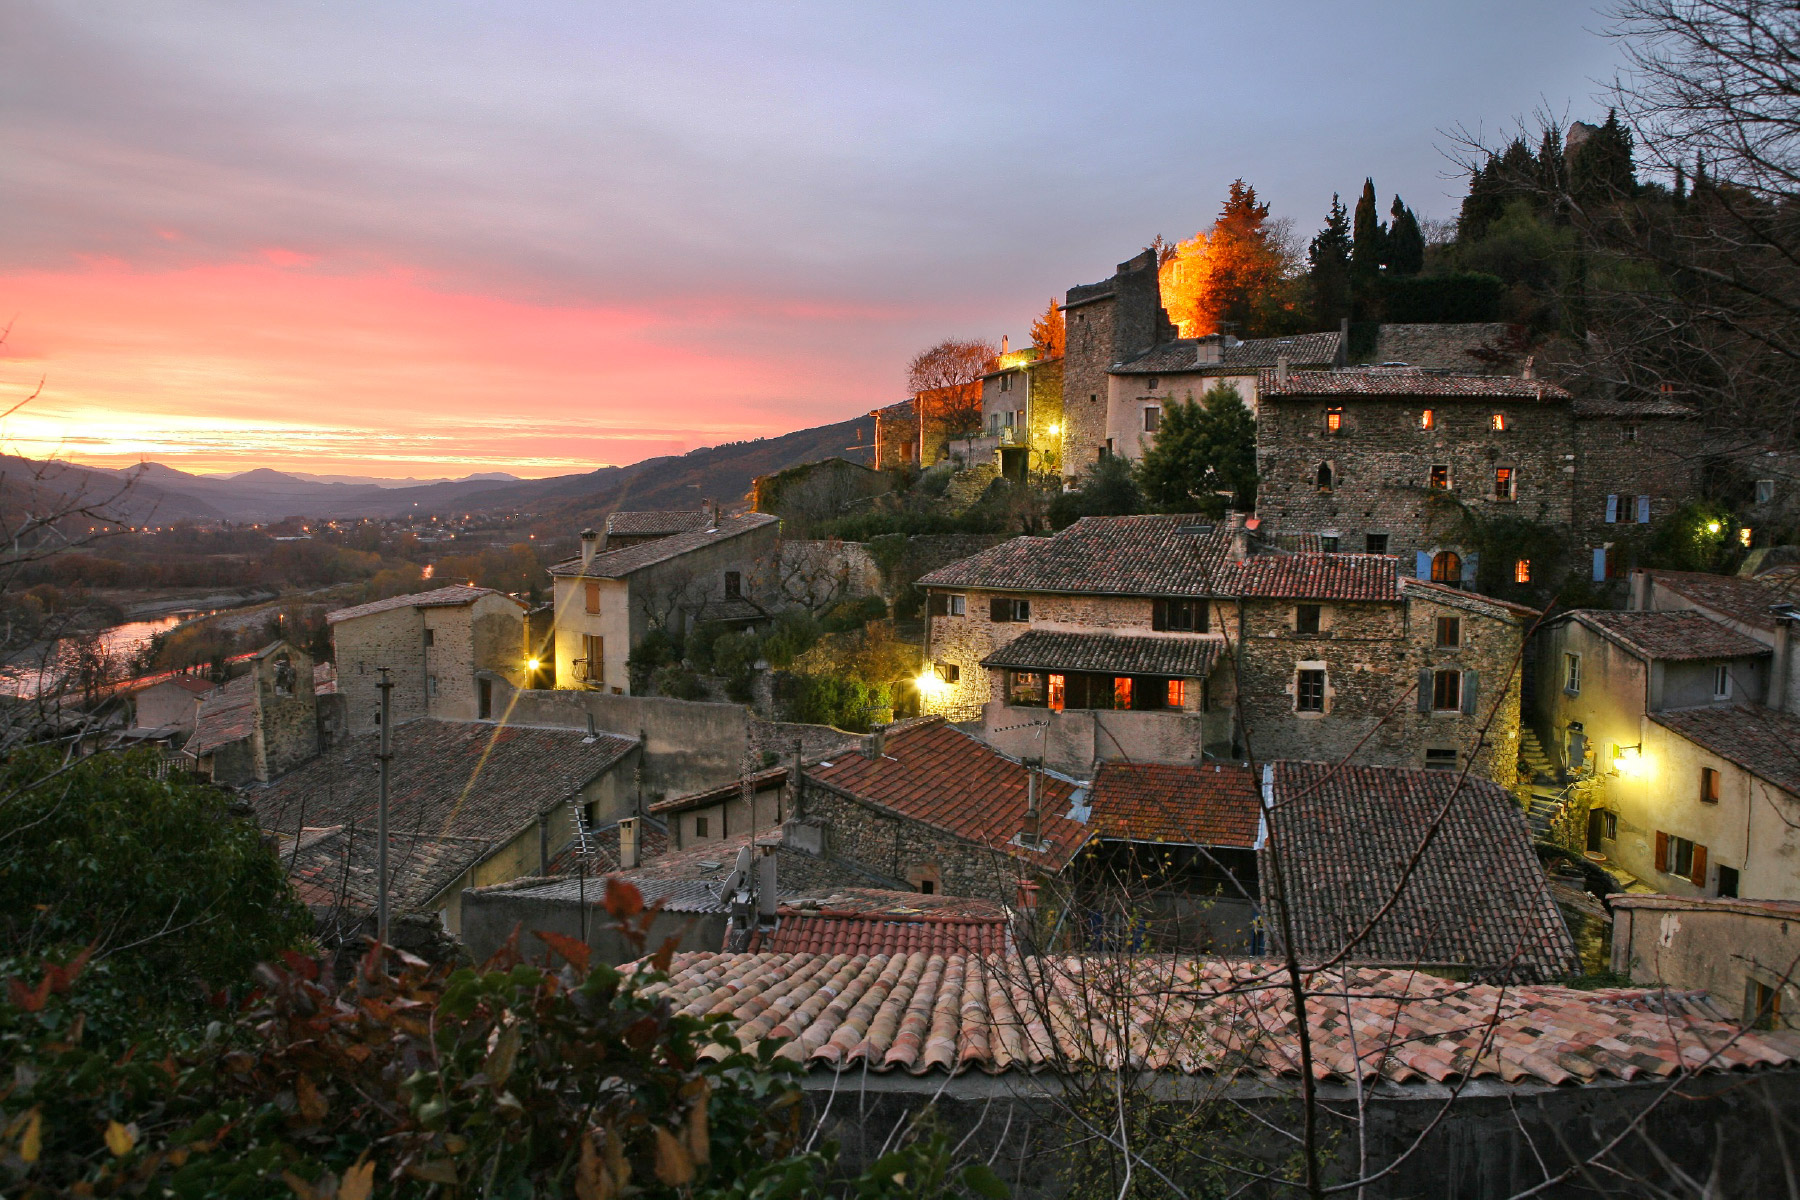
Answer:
1461;669;1479;715
990;598;1006;622
1606;494;1619;523
1417;670;1432;713
1414;550;1432;579
1592;547;1608;582
1655;831;1669;872
1690;842;1708;888
1152;599;1167;631
929;593;947;617
1636;495;1651;524
1462;552;1480;585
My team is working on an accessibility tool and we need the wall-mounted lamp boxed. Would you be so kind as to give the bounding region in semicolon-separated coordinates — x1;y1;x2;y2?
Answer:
1613;743;1646;776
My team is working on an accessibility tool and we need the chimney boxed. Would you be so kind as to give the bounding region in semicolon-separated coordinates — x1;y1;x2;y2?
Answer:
618;816;640;870
1276;355;1290;385
1629;569;1652;612
704;499;718;530
1771;611;1798;713
1227;512;1251;562
755;846;779;919
1021;757;1042;847
1523;355;1536;381
579;528;600;570
1001;334;1009;355
863;723;887;760
1336;318;1350;368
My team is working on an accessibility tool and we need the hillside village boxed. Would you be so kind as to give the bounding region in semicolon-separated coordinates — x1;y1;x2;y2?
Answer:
17;104;1800;1193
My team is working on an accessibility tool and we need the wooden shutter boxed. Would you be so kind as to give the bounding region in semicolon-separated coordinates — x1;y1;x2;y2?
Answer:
929;593;947;617
1415;550;1432;579
1417;670;1432;713
1690;843;1708;888
1655;831;1669;872
1592;547;1608;582
1461;669;1479;715
990;597;1007;622
584;580;600;614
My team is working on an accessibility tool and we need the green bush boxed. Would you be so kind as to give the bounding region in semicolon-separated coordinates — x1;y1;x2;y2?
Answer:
628;627;683;691
651;664;708;701
1049;455;1144;529
684;620;733;674
781;673;889;731
760;610;822;669
712;630;762;702
821;594;888;634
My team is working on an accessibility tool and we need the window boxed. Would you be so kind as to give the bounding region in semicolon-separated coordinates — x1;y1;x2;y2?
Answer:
1713;665;1732;701
424;627;435;647
1564;652;1582;694
372;708;382;726
900;442;915;463
1000;373;1012;392
990;597;1030;622
1007;670;1048;706
918;880;936;895
1435;616;1462;647
1047;672;1175;711
695;816;709;837
1152;598;1206;632
1113;677;1133;709
1316;462;1335;492
1718;865;1740;898
1296;668;1326;713
1656;832;1707;885
1701;766;1721;804
1757;479;1777;504
584;580;601;614
1295;604;1322;634
1144;405;1161;432
1320;535;1340;552
479;678;492;719
1365;533;1389;554
1425;748;1459;771
1429;464;1451;490
1431;669;1462;712
1749;979;1783;1029
1593;545;1611;582
1494;467;1516;500
1430;550;1462;583
582;634;604;683
1491;413;1508;431
1624;425;1639;442
1514;558;1532;583
1166;679;1186;708
1003;408;1015;427
1146;377;1159;390
1325;407;1343;432
724;570;741;599
427;675;438;697
1419;409;1435;430
935;662;960;684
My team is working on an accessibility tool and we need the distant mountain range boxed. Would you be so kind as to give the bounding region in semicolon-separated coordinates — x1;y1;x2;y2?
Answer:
11;413;878;527
215;470;523;489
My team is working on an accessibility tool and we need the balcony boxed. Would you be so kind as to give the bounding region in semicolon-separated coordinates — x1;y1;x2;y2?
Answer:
570;658;605;689
999;426;1029;448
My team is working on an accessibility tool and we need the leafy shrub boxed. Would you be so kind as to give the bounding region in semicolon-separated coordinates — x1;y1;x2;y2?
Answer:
652;664;708;701
1048;456;1144;529
629;628;683;691
712;631;762;703
820;594;888;634
780;673;890;731
683;620;733;674
760;610;821;669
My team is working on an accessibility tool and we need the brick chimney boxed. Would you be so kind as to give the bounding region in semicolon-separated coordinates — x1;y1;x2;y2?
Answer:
1276;355;1290;385
618;816;640;869
580;528;600;570
704;500;718;530
1227;512;1252;562
1001;334;1009;354
863;724;887;761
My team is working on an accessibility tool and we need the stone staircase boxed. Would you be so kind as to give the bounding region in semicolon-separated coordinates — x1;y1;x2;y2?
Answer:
1515;729;1567;838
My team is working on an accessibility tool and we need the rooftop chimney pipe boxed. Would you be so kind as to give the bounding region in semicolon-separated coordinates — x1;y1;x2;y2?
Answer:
580;528;600;570
618;816;640;870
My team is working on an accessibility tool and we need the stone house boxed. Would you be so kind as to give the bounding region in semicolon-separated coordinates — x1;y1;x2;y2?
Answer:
1059;248;1175;479
546;511;781;693
128;674;218;736
1104;330;1341;460
1611;894;1800;1028
748;457;891;537
1533;605;1800;898
972;347;1063;482
1254;369;1702;583
870;399;919;471
916;514;1534;783
328;585;528;729
602;509;711;549
649;765;792;850
1628;565;1800;712
183;640;320;785
253;719;638;934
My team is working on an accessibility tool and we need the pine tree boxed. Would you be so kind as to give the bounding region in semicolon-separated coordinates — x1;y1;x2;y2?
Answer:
1307;194;1352;327
1569;109;1636;206
1386;195;1425;277
1351;178;1386;287
1198;179;1285;336
1029;298;1065;358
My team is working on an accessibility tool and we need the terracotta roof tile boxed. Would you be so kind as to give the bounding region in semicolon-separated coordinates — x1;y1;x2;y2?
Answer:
185;674;255;757
1571;609;1771;661
1234;553;1401;600
1112;332;1341;375
635;952;1800;1083
1086;762;1261;848
327;585;512;624
604;510;710;536
1263;762;1578;981
749;912;1010;956
807;720;1087;869
1258;369;1571;400
1644;568;1800;633
1650;705;1800;796
981;630;1223;677
549;512;778;579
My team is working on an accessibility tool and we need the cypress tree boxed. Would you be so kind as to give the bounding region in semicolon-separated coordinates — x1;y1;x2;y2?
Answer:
1307;193;1353;328
1570;109;1637;205
1351;178;1386;287
1387;195;1425;277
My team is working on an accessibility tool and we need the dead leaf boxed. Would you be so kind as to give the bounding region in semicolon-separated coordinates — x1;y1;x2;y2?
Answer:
104;1120;136;1157
18;1108;42;1163
603;1124;629;1188
604;879;645;919
684;1079;711;1166
652;1126;694;1187
575;1134;614;1200
296;1074;327;1123
336;1158;375;1200
483;1023;522;1088
405;1160;460;1185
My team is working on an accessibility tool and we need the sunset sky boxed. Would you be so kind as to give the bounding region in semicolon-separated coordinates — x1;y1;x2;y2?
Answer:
1;1;1627;479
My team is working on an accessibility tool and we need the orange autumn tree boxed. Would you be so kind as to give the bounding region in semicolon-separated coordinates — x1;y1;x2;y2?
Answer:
1029;299;1065;359
1158;179;1300;338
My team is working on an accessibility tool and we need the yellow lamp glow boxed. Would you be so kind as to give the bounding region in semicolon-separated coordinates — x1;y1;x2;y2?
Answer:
915;671;944;695
1047;423;1061;436
527;658;541;672
1706;521;1723;534
1615;744;1645;775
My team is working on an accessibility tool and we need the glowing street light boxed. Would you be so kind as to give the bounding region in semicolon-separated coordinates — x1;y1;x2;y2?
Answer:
1614;744;1647;776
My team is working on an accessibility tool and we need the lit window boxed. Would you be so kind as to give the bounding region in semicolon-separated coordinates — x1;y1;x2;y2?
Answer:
1435;616;1461;647
1494;467;1516;500
1325;407;1344;432
1296;668;1326;713
1431;669;1462;712
1491;413;1507;431
1430;550;1462;583
1515;559;1532;583
1112;677;1133;708
1166;679;1186;707
1419;409;1434;430
1429;464;1451;490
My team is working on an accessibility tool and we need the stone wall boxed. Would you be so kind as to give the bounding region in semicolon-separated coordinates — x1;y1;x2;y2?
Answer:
1613;896;1800;1027
251;644;319;782
334;606;428;730
1571;411;1703;558
1061;294;1116;478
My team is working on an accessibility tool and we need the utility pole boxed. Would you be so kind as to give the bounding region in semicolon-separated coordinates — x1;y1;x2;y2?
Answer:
376;667;393;951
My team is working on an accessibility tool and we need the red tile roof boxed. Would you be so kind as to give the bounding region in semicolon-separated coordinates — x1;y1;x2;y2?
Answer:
604;510;710;537
1258;369;1572;400
1571;609;1771;661
637;953;1800;1083
185;674;255;757
1233;552;1401;600
327;585;514;624
1644;569;1800;634
1649;705;1800;796
1086;762;1261;848
1264;761;1577;981
980;630;1223;677
1572;396;1698;418
549;512;778;579
748;912;1010;956
807;720;1087;869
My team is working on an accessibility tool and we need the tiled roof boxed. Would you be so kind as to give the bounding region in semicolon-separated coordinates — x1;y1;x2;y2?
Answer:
1571;609;1771;662
605;510;710;537
1263;761;1578;981
637;953;1800;1082
327;585;511;625
1645;569;1800;633
1258;369;1571;400
649;767;790;815
1086;762;1261;848
779;888;1008;920
807;720;1088;869
1112;332;1340;375
1649;705;1800;796
544;816;673;877
981;630;1223;677
872;398;915;418
549;513;779;579
1572;395;1698;418
916;516;1402;602
185;674;255;758
748;912;1010;956
251;720;637;908
1400;577;1542;621
282;826;493;916
141;675;218;697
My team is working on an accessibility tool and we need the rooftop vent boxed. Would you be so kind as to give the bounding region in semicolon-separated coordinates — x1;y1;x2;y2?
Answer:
1178;524;1216;536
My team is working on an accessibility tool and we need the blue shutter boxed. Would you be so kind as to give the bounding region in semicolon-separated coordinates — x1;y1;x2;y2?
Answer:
1636;495;1651;523
1462;670;1479;715
1461;552;1480;586
1592;547;1608;582
1417;670;1433;713
1606;494;1619;523
1414;550;1432;579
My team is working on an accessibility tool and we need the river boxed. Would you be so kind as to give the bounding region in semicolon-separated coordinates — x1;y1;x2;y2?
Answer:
0;610;213;699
